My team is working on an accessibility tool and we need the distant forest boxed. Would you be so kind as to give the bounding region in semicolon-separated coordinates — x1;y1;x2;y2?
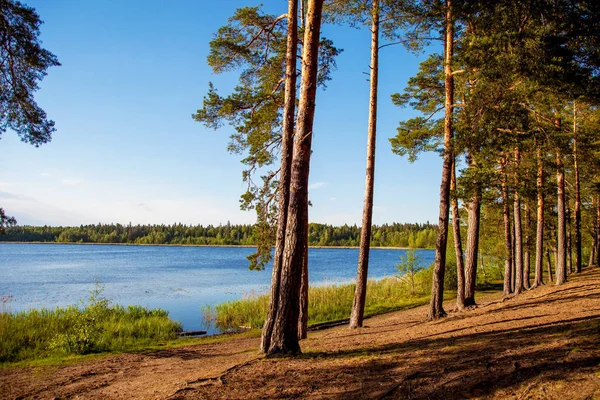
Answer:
1;222;437;248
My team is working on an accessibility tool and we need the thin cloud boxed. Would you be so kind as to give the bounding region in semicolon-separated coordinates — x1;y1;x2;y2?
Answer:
40;172;52;177
62;178;83;186
309;182;327;190
137;203;152;212
0;191;33;201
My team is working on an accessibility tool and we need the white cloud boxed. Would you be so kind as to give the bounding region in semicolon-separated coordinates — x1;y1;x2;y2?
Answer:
40;172;52;177
0;182;13;190
61;178;83;186
308;182;327;190
329;197;337;201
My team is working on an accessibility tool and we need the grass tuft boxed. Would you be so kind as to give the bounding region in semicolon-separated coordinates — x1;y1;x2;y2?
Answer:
0;285;182;364
204;266;438;332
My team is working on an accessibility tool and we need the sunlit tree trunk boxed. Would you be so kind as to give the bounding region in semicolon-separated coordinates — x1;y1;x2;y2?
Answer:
502;162;513;296
556;147;567;285
523;203;531;289
513;147;523;294
596;198;600;267
534;144;544;287
350;0;379;329
573;103;582;273
266;0;323;355
464;184;481;307
260;0;298;354
429;0;454;320
451;159;465;310
298;207;308;339
546;248;554;282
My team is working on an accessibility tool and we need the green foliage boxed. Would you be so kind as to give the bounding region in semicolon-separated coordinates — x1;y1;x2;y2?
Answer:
193;5;341;271
0;284;181;363
0;0;60;145
395;249;423;295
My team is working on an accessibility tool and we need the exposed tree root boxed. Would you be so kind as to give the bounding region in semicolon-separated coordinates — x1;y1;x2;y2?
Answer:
166;357;263;399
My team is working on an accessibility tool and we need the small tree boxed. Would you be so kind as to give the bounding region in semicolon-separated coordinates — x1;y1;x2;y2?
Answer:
395;250;422;296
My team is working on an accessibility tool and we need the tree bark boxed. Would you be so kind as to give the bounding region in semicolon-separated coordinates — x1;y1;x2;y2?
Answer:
556;147;567;285
567;213;573;274
513;147;524;295
451;159;466;310
266;0;323;355
502;163;513;296
523;203;531;289
534;144;544;287
298;206;308;339
464;184;481;307
260;0;298;354
429;0;454;320
596;194;600;267
350;0;379;329
546;248;554;282
573;103;582;273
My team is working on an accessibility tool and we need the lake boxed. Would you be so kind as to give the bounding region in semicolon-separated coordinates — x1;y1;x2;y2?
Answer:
0;244;435;332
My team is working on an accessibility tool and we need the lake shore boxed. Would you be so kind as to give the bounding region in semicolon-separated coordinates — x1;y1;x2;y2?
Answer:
2;268;598;399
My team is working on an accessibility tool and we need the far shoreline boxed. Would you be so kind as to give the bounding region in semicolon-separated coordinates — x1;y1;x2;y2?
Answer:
0;241;433;250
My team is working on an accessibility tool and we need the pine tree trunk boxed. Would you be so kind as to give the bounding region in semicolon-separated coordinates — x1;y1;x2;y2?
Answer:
556;147;567;285
573;103;582;273
429;0;454;320
595;195;600;267
451;159;465;310
534;144;544;287
266;0;323;355
513;148;523;295
502;165;513;296
298;206;308;339
523;204;531;289
547;248;554;282
260;0;298;354
589;232;595;267
511;218;516;292
596;195;600;267
464;186;481;307
350;0;379;329
567;217;573;274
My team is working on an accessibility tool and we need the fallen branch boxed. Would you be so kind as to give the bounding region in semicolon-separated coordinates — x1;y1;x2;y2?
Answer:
376;371;421;399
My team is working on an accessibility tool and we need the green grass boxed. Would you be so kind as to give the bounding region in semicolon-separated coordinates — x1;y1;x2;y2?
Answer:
204;272;437;332
0;289;182;364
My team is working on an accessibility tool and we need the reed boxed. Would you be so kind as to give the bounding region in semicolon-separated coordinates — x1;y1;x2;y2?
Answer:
0;289;182;363
205;269;435;332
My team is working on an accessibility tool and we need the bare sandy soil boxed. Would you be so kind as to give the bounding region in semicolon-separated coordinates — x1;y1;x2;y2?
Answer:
2;269;599;399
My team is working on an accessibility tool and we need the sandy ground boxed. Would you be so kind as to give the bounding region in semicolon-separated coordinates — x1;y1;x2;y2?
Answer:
1;268;599;399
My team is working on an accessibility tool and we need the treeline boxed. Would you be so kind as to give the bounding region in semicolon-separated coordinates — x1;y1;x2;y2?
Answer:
1;222;437;248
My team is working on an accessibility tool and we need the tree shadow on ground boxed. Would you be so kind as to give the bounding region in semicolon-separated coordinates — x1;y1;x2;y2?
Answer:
184;314;600;399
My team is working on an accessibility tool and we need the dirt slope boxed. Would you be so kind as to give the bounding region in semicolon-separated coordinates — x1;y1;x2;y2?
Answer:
2;269;599;399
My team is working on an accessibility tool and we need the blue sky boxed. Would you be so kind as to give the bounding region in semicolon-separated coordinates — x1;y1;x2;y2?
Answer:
0;0;443;227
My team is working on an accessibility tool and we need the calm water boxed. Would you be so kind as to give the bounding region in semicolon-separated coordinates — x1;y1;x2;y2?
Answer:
0;244;434;332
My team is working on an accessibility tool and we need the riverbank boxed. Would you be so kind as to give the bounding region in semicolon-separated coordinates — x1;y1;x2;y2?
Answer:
2;268;598;399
